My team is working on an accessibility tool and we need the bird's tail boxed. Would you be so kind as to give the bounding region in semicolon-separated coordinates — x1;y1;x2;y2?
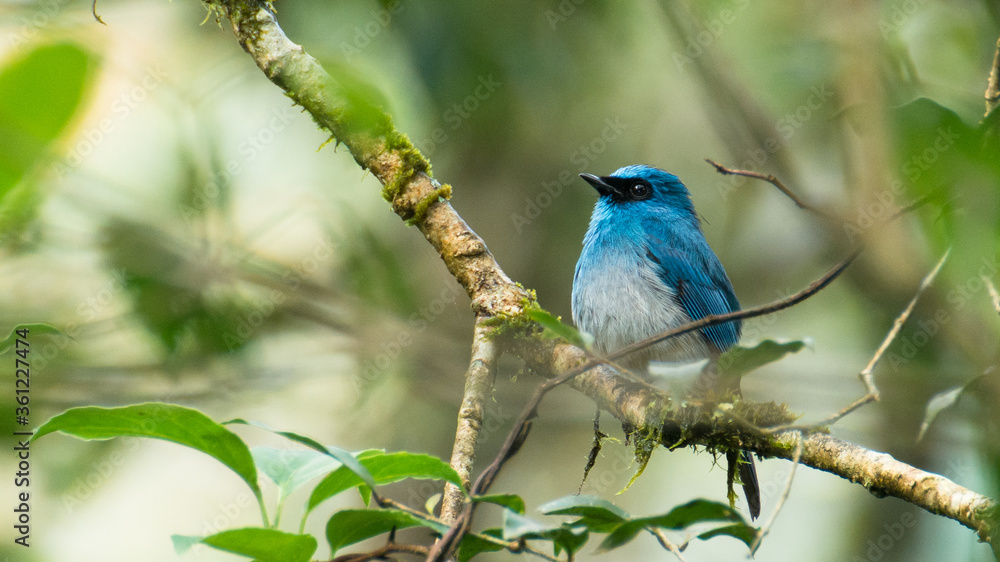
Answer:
738;450;761;520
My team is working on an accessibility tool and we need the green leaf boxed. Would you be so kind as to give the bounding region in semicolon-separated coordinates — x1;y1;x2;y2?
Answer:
307;451;462;515
501;511;589;556
502;510;551;539
174;528;317;562
326;509;446;555
474;493;526;515
697;522;757;548
0;43;93;195
34;404;260;501
598;500;748;552
225;418;375;489
251;447;343;501
526;308;588;348
0;323;65;354
457;529;505;562
717;339;807;379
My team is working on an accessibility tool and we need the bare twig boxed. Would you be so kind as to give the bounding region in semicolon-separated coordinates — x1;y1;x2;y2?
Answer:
767;248;950;433
985;36;1000;118
705;158;835;220
650;528;691;562
333;543;430;562
750;432;803;554
441;320;498;524
984;275;1000;316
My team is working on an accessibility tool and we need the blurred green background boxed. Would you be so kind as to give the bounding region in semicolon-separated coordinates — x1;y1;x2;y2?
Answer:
0;0;998;560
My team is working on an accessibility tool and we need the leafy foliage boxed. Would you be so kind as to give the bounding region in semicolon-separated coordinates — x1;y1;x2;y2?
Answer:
34;402;759;560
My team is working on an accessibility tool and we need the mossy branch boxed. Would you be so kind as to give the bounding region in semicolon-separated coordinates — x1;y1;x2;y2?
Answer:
209;0;528;319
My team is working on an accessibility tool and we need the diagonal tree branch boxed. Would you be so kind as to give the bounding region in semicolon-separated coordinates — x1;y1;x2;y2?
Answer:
207;0;998;556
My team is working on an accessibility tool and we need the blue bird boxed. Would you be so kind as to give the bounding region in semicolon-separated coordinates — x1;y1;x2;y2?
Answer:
571;164;760;519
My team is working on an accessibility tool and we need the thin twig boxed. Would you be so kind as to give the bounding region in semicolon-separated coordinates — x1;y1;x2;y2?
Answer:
985;36;1000;118
610;249;859;363
650;528;691;562
766;248;950;433
750;432;803;554
333;542;430;561
705;158;836;220
984;275;1000;316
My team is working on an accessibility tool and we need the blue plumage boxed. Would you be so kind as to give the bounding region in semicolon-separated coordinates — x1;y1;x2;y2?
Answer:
571;164;759;519
572;165;741;366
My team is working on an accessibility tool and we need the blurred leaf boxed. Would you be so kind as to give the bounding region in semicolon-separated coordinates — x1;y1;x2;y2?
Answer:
171;534;201;555
102;219;276;355
173;528;317;562
474;493;526;515
0;43;92;196
320;58;393;136
889;98;977;247
717;339;807;379
306;451;461;516
226;419;375;490
526;308;587;348
339;223;420;316
325;509;446;555
34;403;261;502
539;494;629;531
502;510;589;556
598;499;750;552
0;323;64;355
917;374;985;441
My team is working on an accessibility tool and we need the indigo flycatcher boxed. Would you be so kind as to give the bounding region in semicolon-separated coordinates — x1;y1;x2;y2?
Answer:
571;164;760;519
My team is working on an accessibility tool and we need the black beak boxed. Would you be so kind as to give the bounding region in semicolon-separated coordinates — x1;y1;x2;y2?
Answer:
579;173;621;197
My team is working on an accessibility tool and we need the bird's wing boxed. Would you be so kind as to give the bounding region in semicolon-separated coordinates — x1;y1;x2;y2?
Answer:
644;234;741;352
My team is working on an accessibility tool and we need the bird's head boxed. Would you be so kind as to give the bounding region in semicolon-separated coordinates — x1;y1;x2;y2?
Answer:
580;165;696;218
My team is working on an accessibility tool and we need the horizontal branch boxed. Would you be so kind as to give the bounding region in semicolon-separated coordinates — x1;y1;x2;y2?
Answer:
542;343;998;545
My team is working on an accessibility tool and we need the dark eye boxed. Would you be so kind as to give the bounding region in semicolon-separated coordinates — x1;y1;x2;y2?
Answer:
629;183;650;200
